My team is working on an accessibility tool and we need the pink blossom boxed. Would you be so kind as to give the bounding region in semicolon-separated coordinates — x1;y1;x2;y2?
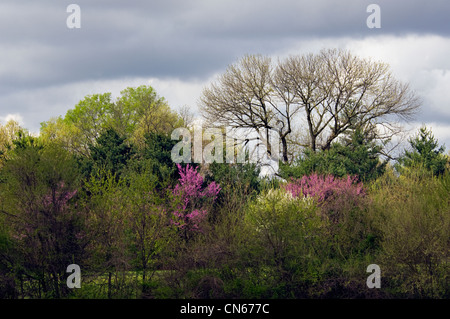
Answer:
171;164;221;234
284;173;365;203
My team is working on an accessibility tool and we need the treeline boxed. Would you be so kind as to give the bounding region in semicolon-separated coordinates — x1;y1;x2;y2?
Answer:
0;81;449;299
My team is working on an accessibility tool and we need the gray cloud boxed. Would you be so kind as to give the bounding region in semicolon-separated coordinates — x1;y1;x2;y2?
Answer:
2;0;449;90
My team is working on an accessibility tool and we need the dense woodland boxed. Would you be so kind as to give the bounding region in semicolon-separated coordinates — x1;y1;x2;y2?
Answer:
0;50;449;299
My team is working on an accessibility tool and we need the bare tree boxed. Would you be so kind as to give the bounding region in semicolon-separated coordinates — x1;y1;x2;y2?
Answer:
199;54;297;163
199;49;421;163
178;105;195;128
277;49;421;152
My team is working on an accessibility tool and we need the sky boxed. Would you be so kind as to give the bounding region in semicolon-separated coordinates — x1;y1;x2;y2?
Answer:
1;0;450;153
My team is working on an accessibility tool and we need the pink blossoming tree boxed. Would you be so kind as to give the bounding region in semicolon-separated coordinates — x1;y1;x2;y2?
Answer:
284;173;366;222
172;164;221;239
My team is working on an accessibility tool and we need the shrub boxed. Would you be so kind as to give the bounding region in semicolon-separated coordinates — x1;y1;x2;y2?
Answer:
283;173;365;222
368;169;450;298
242;188;325;298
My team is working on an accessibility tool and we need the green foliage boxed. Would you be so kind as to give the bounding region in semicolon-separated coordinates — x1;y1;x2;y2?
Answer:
137;132;178;190
65;93;115;153
116;86;183;146
204;162;261;222
40;85;183;155
78;128;134;180
368;169;450;298
281;128;386;182
0;119;23;168
2;84;449;299
241;189;325;297
0;142;82;298
397;126;448;176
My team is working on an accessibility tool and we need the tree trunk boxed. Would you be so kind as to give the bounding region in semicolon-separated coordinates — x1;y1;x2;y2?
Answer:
108;271;112;299
281;135;289;163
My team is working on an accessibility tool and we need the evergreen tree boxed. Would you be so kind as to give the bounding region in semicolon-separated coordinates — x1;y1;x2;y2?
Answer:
78;128;134;180
397;126;447;176
280;128;386;182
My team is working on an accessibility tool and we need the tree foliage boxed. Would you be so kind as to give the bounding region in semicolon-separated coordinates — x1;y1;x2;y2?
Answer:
397;126;448;176
280;128;386;182
0;141;82;298
2;72;448;299
40;85;183;155
78;128;134;180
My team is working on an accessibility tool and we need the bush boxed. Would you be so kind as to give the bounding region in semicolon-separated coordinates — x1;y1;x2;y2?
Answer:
283;173;365;222
368;169;450;298
242;188;325;298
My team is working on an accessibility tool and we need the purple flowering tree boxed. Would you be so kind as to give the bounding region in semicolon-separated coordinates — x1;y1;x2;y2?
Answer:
172;164;221;239
284;173;365;202
284;173;366;222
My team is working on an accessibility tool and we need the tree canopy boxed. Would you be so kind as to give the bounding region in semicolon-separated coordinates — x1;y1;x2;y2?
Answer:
397;126;448;176
40;85;184;155
200;49;420;163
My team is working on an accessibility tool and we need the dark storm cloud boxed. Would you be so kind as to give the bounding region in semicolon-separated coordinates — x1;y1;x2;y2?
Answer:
1;0;449;93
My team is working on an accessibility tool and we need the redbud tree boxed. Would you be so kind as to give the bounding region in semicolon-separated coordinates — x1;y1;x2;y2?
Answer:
172;164;221;239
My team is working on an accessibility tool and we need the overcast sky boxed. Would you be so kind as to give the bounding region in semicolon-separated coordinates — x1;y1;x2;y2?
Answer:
1;0;450;152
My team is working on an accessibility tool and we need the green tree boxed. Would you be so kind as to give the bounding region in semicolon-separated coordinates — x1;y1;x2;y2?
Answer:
115;86;183;147
80;170;131;298
137;132;179;190
65;93;115;155
204;162;260;220
397;126;447;176
39;116;84;155
280;128;386;182
78;128;134;180
0;120;30;169
123;168;174;289
40;86;184;155
0;141;83;298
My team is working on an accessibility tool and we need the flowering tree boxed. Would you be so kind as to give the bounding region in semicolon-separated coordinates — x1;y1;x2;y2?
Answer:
172;164;220;239
284;173;366;224
284;173;364;202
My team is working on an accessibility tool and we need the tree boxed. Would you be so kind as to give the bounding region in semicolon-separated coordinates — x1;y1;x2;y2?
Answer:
397;126;447;176
39;116;84;155
117;86;183;147
0;140;83;298
204;162;261;221
81;170;131;299
0;119;26;168
65;93;115;155
200;54;296;163
40;85;184;155
138;132;179;190
281;127;386;182
78;128;134;180
123;168;173;287
200;49;420;163
171;164;221;241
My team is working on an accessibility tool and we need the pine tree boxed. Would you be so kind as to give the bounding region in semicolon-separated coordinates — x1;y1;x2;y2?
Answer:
397;126;447;176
